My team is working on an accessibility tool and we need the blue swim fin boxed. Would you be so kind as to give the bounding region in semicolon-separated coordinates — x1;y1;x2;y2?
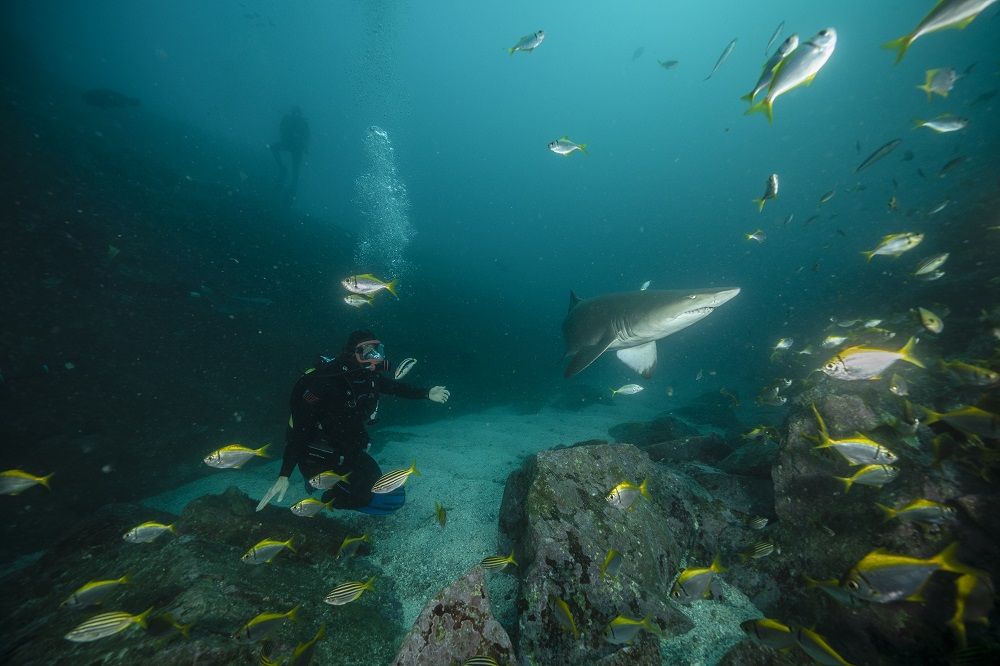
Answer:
355;487;405;515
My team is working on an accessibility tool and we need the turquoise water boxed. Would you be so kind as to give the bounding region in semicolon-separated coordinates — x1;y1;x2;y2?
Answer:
2;1;999;663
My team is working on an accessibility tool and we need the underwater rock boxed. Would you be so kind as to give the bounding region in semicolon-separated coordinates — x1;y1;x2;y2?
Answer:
0;486;402;666
644;433;734;464
608;414;698;448
673;391;744;433
716;439;781;478
391;566;514;666
499;442;764;664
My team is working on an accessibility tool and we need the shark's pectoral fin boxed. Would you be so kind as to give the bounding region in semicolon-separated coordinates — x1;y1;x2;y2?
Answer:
564;333;615;378
616;341;658;378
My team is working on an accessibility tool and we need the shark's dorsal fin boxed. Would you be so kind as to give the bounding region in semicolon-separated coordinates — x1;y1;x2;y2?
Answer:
564;331;615;378
616;342;658;378
568;290;582;312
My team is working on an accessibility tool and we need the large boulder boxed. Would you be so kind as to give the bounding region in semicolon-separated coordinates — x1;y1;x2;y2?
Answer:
644;434;735;465
498;442;760;665
392;567;515;666
608;415;698;448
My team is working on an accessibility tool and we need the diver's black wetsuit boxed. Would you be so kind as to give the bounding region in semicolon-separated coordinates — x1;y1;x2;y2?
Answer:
279;355;428;509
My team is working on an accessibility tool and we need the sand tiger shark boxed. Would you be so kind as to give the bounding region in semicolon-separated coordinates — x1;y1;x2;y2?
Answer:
562;287;741;378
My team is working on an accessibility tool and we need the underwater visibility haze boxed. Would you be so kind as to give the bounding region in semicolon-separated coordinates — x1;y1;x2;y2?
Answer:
2;1;1000;664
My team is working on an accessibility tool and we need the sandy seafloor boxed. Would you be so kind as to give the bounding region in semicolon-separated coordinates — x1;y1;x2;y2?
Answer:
143;401;664;626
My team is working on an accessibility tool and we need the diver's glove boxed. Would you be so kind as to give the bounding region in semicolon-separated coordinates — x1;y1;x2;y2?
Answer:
256;476;289;512
428;386;450;403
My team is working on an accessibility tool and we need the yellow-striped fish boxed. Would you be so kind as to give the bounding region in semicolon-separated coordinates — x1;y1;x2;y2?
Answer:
335;533;370;559
323;577;375;606
435;501;447;528
480;550;517;571
242;538;296;564
64;608;152;642
371;461;419;493
62;576;130;608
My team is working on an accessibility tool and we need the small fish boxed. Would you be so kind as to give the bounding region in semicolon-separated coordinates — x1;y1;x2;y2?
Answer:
863;319;883;328
64;608;152;643
463;658;499;666
889;373;909;397
764;20;786;55
793;625;855;666
657;59;679;70
938;359;1000;386
743;36;799;105
62;576;130;608
288;624;326;665
752;174;779;212
842;541;978;603
855;139;901;173
599;549;623;580
888;195;899;211
819;189;836;204
920;404;1000;438
740;541;775;562
341;274;398;298
549;594;579;639
548;136;587;157
0;469;53;495
938;155;966;177
671;555;726;603
928;200;949;215
603;614;663;645
774;337;794;350
743;426;779;441
203;444;270;469
611;383;644;397
862;232;924;261
876;498;956;524
720;387;740;407
344;294;373;307
606;478;650;511
371;460;419;493
632;46;645;61
394;357;417;380
948;573;995;648
435;501;447;527
704;38;738;81
235;607;299;642
123;521;175;543
749;516;769;530
822;335;848;348
745;229;766;243
917;269;946;281
508;30;545;55
290;497;334;517
747;29;837;123
480;550;517;571
242;538;296;564
917;307;944;334
914;114;969;133
883;0;998;64
913;252;949;276
335;533;370;559
811;405;898;466
324;577;375;605
308;469;351;490
834;464;899;492
783;213;794;226
918;68;958;101
741;618;795;650
639;280;651;290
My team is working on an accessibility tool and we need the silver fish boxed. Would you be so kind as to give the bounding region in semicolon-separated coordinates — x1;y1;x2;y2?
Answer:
764;20;785;55
743;36;799;105
508;30;545;55
914;115;968;133
394;357;417;380
324;578;375;605
747;29;836;122
704;38;737;80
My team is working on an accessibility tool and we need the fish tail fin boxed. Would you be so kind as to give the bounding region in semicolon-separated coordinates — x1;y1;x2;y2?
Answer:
711;553;727;574
285;538;297;553
875;503;897;522
255;444;271;458
508;47;516;56
508;550;519;567
578;143;588;155
119;574;131;584
409;459;421;476
740;91;755;104
642;615;665;637
364;576;377;590
882;35;913;65
835;475;854;493
135;607;154;629
803;575;821;589
912;118;926;130
167;523;177;534
899;336;925;368
753;197;765;213
39;473;54;490
810;403;830;438
287;606;300;621
861;250;876;262
745;99;774;123
342;470;352;483
934;542;981;576
611;389;617;397
385;279;399;298
178;621;193;638
948;615;968;649
639;478;651;499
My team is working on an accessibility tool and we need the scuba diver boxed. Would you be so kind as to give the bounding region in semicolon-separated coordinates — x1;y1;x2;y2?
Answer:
256;330;450;515
269;105;310;202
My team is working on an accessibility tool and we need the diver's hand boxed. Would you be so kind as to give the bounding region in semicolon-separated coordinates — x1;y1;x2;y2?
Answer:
428;386;450;404
256;476;289;512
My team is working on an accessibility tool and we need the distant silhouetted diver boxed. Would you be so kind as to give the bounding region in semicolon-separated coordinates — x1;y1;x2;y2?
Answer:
82;89;140;108
270;106;310;203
